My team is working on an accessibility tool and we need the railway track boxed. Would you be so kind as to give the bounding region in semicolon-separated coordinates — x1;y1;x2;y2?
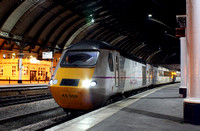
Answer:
0;84;52;107
0;100;86;131
0;106;67;130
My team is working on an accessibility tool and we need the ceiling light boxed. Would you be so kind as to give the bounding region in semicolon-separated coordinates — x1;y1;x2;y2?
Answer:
148;14;152;18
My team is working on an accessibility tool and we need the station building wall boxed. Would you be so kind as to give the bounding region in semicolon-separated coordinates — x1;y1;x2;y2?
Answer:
0;50;61;83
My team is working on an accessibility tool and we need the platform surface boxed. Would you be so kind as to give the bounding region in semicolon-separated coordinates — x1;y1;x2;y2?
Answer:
47;83;200;131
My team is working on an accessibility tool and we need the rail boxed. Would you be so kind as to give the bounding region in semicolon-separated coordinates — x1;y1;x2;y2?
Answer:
0;78;49;84
0;85;51;107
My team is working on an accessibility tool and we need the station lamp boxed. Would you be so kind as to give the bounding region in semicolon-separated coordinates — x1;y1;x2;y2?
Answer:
91;18;95;23
148;14;152;18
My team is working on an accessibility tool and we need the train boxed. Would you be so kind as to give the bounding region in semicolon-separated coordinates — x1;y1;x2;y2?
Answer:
48;40;180;112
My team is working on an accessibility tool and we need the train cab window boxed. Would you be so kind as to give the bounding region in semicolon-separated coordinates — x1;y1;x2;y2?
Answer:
60;51;99;67
108;53;114;72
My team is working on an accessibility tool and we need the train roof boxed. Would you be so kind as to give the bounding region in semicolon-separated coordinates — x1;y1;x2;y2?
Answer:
67;40;116;50
67;40;146;64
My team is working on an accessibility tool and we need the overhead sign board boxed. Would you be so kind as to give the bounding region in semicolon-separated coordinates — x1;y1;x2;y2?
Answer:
42;52;53;59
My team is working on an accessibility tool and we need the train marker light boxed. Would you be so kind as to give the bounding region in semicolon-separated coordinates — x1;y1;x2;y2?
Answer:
90;81;97;87
53;79;58;85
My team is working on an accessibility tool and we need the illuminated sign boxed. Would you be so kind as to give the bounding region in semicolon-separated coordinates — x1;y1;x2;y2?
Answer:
42;52;53;59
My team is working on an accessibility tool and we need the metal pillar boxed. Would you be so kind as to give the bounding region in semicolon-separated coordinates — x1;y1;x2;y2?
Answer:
179;37;187;98
184;0;200;125
18;53;24;83
51;59;53;79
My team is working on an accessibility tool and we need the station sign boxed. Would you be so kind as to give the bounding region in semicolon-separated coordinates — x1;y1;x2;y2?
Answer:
42;51;53;59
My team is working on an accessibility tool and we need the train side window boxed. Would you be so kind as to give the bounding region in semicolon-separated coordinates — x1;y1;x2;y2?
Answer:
159;70;163;76
164;71;170;77
108;53;114;72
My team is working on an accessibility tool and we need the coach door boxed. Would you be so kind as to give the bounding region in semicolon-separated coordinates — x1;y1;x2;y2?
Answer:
115;55;120;87
142;66;146;86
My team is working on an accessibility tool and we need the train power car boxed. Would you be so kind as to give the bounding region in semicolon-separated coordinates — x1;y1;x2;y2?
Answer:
48;40;180;111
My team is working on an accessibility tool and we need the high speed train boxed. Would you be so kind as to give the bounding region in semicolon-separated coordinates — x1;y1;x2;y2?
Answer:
48;40;180;111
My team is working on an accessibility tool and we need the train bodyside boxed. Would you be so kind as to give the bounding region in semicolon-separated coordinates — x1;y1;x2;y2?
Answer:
89;50;153;108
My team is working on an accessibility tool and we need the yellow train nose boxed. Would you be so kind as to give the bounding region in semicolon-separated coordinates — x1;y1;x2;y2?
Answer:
49;67;95;110
50;86;92;110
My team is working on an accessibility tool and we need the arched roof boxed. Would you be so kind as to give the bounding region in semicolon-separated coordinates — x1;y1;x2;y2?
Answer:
0;0;185;64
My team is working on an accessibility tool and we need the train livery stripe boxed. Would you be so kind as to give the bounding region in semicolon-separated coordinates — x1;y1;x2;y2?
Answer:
93;76;151;79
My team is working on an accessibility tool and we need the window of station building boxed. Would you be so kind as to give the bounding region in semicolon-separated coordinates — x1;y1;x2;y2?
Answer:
22;66;28;75
38;67;45;76
108;53;114;72
0;66;3;75
12;66;16;76
7;54;11;59
38;67;42;76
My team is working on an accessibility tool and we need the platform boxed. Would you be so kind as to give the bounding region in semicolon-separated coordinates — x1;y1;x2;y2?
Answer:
47;83;200;131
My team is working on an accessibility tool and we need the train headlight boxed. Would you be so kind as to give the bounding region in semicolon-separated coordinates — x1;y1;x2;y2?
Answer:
82;80;97;88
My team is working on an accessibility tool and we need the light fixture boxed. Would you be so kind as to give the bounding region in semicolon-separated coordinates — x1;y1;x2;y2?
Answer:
82;80;91;88
91;19;95;23
82;80;97;88
30;57;40;63
148;14;152;18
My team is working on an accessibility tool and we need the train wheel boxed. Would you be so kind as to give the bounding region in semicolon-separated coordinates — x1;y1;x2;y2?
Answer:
63;108;70;117
63;108;79;117
70;110;79;117
104;99;113;106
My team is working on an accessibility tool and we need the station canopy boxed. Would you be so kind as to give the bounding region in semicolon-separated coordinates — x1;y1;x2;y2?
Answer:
0;0;185;65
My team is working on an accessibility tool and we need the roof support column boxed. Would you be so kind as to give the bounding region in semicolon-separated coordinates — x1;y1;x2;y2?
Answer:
179;37;188;98
17;42;24;84
18;53;24;84
184;0;200;125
